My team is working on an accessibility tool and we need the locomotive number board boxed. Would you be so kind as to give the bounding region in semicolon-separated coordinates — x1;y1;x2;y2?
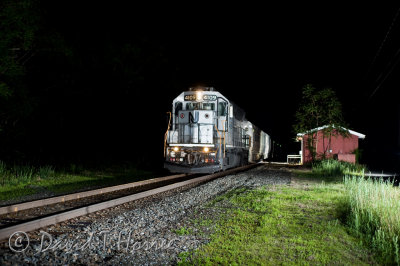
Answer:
184;94;217;101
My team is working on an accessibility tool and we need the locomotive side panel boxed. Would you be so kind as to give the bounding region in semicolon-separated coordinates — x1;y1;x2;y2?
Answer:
260;131;271;160
249;124;261;162
264;132;271;159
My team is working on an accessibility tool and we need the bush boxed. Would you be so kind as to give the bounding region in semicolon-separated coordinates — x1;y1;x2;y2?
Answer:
312;159;365;177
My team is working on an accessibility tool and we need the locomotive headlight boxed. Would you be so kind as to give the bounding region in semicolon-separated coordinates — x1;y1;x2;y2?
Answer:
203;147;209;152
196;91;203;101
173;147;179;152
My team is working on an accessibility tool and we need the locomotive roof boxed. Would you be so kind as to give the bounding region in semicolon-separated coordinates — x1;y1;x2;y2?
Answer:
173;89;228;102
173;89;246;121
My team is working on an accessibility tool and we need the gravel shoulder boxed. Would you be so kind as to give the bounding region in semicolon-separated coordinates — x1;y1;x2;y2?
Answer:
0;164;291;265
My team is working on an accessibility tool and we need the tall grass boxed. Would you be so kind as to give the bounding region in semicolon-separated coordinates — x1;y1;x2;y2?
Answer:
312;159;365;177
0;160;6;186
13;164;35;183
0;161;55;186
344;175;400;265
311;159;400;264
39;165;55;179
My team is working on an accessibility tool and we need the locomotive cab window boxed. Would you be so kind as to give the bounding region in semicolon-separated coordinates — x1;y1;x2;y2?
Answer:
218;102;227;116
186;102;200;110
202;103;215;110
174;102;182;115
186;102;215;110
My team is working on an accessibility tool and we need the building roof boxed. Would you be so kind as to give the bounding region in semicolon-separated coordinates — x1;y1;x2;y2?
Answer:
297;125;366;139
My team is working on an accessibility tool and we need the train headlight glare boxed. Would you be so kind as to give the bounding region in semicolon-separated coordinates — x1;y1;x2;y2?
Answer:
196;91;203;101
173;147;179;152
204;147;209;152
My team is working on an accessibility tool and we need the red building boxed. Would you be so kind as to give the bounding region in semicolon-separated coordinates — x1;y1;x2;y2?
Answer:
297;125;366;164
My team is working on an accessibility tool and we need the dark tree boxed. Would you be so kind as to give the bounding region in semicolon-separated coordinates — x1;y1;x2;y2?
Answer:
293;84;348;161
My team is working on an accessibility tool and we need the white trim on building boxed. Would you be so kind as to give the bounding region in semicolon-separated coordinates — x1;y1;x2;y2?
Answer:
297;125;366;139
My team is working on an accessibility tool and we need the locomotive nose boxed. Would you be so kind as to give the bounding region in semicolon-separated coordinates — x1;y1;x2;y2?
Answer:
178;110;214;124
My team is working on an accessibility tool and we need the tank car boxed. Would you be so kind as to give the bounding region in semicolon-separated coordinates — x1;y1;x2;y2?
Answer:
164;87;271;173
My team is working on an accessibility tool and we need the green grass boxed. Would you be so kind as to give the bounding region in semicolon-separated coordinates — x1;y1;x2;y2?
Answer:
0;161;157;202
175;226;193;236
312;159;366;177
301;159;400;264
38;165;55;179
178;160;400;265
180;183;374;265
344;175;400;265
0;183;37;201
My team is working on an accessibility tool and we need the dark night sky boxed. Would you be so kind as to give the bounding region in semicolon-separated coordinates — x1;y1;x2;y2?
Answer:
4;2;400;171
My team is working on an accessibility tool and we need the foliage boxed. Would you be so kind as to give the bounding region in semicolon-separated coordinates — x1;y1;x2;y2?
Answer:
0;1;172;163
13;164;35;182
0;161;155;201
174;227;192;236
38;165;55;179
0;161;6;175
0;0;39;95
293;84;348;161
0;0;41;99
182;185;373;265
311;159;366;178
344;175;400;265
0;0;41;153
352;148;363;164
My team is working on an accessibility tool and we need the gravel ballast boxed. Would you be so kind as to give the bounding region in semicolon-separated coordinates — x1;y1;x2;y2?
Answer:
0;164;291;265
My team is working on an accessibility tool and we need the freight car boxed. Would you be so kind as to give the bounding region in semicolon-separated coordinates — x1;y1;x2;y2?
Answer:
164;87;271;173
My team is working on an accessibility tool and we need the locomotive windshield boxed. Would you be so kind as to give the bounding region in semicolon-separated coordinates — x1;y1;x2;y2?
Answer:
185;102;215;110
175;102;183;114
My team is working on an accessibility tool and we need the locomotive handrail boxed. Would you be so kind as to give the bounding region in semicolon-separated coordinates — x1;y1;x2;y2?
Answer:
214;123;222;160
164;112;172;158
222;119;226;158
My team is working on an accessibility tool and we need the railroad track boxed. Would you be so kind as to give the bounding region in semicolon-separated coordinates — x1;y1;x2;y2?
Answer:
0;173;193;216
0;164;257;241
0;172;199;228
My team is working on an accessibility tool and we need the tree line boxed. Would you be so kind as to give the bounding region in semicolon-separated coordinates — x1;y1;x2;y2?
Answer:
0;0;177;165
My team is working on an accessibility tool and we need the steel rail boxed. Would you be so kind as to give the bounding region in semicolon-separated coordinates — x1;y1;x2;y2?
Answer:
0;173;190;215
0;164;258;241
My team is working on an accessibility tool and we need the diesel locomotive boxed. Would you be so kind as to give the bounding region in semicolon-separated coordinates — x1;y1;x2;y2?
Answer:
164;87;271;173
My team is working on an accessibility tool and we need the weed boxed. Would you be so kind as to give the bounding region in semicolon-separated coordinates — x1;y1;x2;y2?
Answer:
0;160;6;175
69;163;83;174
311;159;365;178
344;175;400;264
190;183;373;265
175;227;192;236
39;165;55;179
13;164;35;183
0;160;6;186
0;161;156;201
177;251;192;265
